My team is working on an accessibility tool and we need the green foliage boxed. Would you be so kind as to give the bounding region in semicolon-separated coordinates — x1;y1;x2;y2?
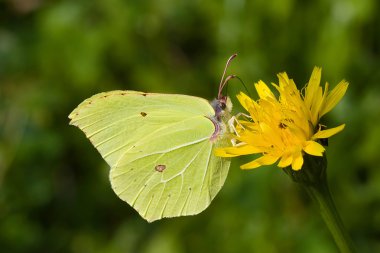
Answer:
1;0;379;252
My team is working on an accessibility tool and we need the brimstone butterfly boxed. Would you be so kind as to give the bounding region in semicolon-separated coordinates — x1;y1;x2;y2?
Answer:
68;55;236;222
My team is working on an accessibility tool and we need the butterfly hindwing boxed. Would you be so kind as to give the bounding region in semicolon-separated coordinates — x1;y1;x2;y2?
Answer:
69;90;230;222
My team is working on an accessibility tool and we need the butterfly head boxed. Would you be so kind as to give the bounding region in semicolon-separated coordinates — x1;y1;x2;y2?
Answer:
211;96;232;121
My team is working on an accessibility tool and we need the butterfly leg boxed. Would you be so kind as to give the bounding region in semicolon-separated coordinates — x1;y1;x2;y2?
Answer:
227;112;251;146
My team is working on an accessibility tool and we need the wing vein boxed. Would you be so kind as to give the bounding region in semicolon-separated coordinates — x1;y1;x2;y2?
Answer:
162;146;204;182
103;115;201;162
86;115;140;138
197;142;213;208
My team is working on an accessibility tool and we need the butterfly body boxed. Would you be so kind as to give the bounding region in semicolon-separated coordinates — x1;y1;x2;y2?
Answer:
69;90;231;222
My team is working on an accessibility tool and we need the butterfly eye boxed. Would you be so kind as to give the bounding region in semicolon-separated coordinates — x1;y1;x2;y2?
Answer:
218;96;227;110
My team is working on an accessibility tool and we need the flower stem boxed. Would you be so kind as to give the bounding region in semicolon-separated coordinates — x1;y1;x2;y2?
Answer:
283;155;356;253
304;180;356;253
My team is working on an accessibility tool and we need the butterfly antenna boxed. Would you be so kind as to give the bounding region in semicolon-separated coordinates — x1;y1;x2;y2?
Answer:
220;74;236;96
234;76;252;97
218;53;237;99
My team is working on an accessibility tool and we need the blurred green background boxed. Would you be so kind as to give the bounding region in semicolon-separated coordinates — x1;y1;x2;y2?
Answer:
1;0;379;252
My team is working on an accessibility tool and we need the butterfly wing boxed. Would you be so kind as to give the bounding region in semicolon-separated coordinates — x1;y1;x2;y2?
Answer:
69;90;230;222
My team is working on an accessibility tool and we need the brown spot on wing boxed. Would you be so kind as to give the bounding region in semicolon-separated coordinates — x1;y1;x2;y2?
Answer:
155;164;166;172
140;112;147;117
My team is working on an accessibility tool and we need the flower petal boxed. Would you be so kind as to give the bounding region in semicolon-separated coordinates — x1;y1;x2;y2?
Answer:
303;141;325;156
310;86;323;126
291;152;304;171
312;124;345;139
277;72;290;89
320;80;349;117
236;92;254;112
214;145;261;157
240;155;279;170
278;153;293;168
304;67;322;109
255;80;275;100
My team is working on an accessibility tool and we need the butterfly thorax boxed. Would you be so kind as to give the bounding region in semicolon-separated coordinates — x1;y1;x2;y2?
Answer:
209;96;232;141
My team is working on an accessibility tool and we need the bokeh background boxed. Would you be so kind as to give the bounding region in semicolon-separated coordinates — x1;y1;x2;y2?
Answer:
1;0;379;252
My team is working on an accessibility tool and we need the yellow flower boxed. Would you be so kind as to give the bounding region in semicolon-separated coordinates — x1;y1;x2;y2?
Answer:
216;67;348;171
